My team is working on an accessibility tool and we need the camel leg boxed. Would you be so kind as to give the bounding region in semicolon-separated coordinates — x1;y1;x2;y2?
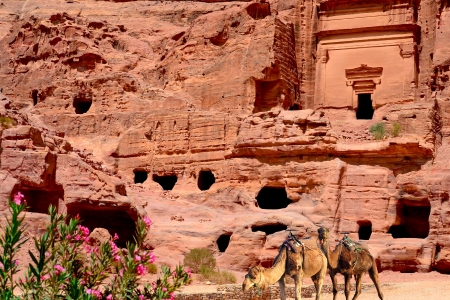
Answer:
294;274;304;300
278;275;287;300
368;265;384;300
352;274;363;300
311;274;324;300
344;274;352;300
330;271;338;300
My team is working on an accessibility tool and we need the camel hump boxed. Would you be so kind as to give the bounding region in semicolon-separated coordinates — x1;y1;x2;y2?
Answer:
355;240;370;252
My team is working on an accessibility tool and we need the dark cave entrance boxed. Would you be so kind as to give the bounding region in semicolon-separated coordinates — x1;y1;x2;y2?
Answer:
198;170;215;191
256;186;292;209
21;188;64;214
356;94;374;119
358;220;372;240
67;206;137;248
217;234;231;252
152;174;177;190
32;90;38;106
73;96;92;114
251;223;288;235
387;200;431;239
134;170;148;184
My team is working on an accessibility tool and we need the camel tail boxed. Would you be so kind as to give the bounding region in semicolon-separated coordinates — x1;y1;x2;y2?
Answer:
368;259;384;300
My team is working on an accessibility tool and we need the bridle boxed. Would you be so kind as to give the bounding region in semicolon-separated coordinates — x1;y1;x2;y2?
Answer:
245;267;263;295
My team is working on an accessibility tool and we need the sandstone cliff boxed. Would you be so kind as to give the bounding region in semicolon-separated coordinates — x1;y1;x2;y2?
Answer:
0;0;450;274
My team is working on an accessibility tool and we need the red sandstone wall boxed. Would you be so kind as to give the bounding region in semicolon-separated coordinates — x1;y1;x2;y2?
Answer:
0;0;450;276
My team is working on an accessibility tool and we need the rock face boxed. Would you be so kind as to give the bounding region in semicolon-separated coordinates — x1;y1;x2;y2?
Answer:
0;0;450;275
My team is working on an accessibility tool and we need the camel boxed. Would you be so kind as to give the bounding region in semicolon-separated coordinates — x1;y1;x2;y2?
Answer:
242;234;328;300
317;227;384;300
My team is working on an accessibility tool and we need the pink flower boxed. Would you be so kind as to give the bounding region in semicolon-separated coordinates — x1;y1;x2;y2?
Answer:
86;288;102;299
139;296;145;300
186;267;192;277
143;217;152;229
149;252;156;263
14;260;19;266
163;287;167;292
114;255;121;261
13;192;26;205
41;274;50;281
135;254;141;262
78;225;90;242
136;264;147;276
113;233;119;241
54;264;65;275
106;295;113;300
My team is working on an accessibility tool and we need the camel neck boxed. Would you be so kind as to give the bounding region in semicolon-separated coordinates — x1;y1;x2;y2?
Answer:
322;240;341;269
261;246;287;288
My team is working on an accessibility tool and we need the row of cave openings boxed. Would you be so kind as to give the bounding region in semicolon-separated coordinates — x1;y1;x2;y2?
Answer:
32;90;92;114
15;187;433;255
133;169;216;191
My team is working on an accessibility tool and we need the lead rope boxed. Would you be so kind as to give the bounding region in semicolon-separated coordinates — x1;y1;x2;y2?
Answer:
249;267;263;296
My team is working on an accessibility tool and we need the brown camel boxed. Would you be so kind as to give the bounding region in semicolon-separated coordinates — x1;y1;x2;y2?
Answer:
242;234;328;300
317;227;384;300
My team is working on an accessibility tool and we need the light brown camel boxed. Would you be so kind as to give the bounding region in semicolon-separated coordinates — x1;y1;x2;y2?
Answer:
317;227;384;300
242;234;328;300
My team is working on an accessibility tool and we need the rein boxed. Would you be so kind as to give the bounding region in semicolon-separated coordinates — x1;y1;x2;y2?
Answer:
248;267;263;295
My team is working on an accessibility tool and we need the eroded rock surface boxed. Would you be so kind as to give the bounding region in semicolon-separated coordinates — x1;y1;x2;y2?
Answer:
0;0;450;275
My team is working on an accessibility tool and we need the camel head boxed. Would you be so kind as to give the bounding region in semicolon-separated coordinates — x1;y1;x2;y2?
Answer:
242;266;264;292
317;227;330;245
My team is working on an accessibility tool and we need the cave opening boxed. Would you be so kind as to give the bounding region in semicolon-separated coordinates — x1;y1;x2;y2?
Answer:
198;170;215;191
68;206;136;248
256;186;292;209
357;220;372;240
73;96;92;114
251;223;288;235
153;174;177;190
356;94;374;119
32;90;38;106
134;170;148;184
387;200;431;239
217;234;231;252
253;80;281;113
21;188;64;214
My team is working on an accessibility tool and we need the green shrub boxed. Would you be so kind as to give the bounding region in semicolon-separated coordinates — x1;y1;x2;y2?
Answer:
369;122;386;140
148;263;158;274
0;116;16;129
183;248;216;273
391;121;401;137
199;266;236;284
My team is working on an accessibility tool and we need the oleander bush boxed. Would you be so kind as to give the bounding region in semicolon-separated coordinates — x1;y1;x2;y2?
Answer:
0;192;191;300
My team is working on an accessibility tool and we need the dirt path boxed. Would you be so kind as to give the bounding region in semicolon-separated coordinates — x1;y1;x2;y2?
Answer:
178;271;450;299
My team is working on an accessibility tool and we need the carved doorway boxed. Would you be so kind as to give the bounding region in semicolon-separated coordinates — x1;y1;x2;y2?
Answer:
356;94;374;119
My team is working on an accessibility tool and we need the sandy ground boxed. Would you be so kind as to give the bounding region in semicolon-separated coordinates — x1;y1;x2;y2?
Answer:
178;271;450;299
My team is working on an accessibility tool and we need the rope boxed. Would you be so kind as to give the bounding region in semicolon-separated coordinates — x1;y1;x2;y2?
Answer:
248;267;263;295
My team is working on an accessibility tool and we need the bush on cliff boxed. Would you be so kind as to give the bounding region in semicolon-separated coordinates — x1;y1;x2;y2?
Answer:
0;192;191;300
369;122;386;140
